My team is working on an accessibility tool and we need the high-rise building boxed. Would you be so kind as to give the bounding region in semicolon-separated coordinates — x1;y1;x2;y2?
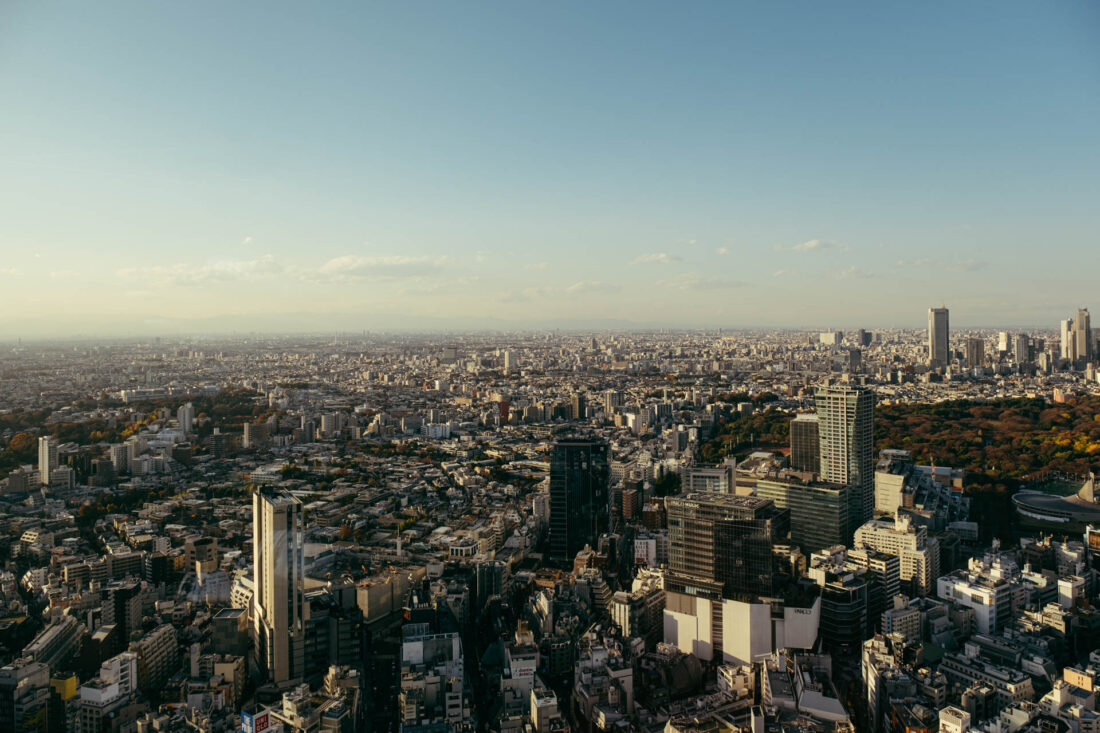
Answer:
1013;334;1031;365
857;329;873;347
0;658;50;733
713;503;789;599
789;413;820;474
817;384;875;524
38;437;58;486
252;487;306;684
667;493;782;591
548;438;609;564
1061;319;1074;361
177;402;195;435
928;307;949;367
965;338;985;369
755;477;855;552
1073;308;1093;365
570;394;587;421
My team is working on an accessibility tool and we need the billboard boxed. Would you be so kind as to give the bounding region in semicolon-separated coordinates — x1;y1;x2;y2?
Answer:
241;708;271;733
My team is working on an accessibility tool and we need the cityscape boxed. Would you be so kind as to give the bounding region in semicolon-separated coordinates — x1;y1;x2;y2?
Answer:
1;310;1099;733
2;3;1099;733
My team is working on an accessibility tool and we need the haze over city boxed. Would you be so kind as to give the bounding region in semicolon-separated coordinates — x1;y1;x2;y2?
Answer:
2;1;1099;336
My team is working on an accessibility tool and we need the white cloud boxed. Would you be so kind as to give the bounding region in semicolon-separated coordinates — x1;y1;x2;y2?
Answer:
777;239;846;253
117;255;286;286
525;262;548;271
567;280;618;294
715;246;729;255
630;252;680;265
50;270;79;279
658;272;746;291
315;255;454;282
0;267;23;276
242;235;254;245
499;286;556;303
772;269;786;278
897;258;985;272
834;266;874;280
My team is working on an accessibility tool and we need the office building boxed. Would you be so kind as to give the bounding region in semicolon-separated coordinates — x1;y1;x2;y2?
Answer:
666;493;785;597
0;658;50;733
570;393;587;421
1073;308;1093;365
177;402;195;435
936;570;1013;635
252;487;306;684
789;413;820;474
928;307;949;367
682;458;736;494
854;515;940;596
38;437;58;487
965;338;985;369
548;437;609;564
663;493;819;664
1061;318;1074;361
817;384;875;524
1013;334;1031;365
754;476;854;552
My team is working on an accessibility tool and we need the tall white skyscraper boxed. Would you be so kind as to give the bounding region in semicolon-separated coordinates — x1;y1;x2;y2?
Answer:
177;402;195;435
252;487;305;685
817;384;875;525
927;307;949;367
38;437;58;485
1060;319;1074;361
1073;308;1092;365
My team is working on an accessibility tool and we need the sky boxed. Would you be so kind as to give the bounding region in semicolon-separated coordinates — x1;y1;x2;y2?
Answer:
1;1;1098;336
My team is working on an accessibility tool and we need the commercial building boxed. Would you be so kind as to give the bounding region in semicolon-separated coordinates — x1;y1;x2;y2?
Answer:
789;413;820;474
252;487;306;685
854;515;941;595
682;458;736;494
548;437;610;564
928;306;950;367
0;658;50;733
817;384;875;525
754;476;854;553
38;437;58;487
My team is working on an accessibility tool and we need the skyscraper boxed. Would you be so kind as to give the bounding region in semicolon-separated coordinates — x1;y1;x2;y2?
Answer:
965;338;985;370
548;437;609;564
1073;308;1093;365
177;402;195;435
570;393;587;421
666;493;786;598
817;384;875;524
37;437;58;486
1061;319;1075;361
789;413;820;474
252;487;306;685
927;307;949;367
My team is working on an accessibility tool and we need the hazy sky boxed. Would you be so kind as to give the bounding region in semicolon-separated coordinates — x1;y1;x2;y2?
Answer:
1;1;1098;336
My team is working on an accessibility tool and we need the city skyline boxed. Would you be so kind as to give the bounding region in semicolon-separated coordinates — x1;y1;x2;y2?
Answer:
2;2;1099;336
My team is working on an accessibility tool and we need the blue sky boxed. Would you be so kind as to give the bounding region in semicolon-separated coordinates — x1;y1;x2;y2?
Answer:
1;1;1098;335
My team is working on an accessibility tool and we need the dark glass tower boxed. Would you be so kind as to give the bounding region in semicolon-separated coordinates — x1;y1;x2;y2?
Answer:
549;437;610;564
666;493;787;599
789;413;820;474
